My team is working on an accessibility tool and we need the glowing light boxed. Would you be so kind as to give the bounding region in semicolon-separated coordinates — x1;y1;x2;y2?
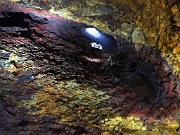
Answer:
84;27;102;38
90;42;102;50
82;27;120;56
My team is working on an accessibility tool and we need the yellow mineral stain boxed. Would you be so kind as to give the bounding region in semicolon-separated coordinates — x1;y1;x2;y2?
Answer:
8;64;17;73
10;0;20;2
43;85;55;92
173;43;180;54
9;53;18;63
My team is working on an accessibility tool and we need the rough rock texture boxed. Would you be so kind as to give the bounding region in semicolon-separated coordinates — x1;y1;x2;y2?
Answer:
111;0;180;76
18;0;179;76
0;1;180;135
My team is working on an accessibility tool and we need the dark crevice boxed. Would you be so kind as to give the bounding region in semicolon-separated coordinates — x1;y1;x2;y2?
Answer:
1;12;30;27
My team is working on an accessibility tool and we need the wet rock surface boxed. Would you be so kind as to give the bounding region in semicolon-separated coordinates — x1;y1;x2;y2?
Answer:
0;3;180;135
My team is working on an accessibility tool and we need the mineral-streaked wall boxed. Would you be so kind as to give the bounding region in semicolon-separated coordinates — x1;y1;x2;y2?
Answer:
111;0;180;75
3;0;180;78
84;0;180;76
0;1;180;134
30;0;179;75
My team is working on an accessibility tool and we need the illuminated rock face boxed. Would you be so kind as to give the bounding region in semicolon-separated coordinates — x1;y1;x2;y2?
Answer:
57;0;179;74
112;0;179;48
0;1;179;135
3;0;179;73
111;0;180;74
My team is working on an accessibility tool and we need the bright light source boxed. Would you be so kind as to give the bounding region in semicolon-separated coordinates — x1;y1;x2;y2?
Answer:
90;42;102;50
84;27;102;38
82;27;120;56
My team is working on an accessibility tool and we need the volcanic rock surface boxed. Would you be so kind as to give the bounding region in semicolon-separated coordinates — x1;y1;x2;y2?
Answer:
0;2;179;135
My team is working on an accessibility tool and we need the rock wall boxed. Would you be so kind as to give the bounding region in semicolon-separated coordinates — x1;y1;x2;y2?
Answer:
2;0;180;95
27;0;178;75
111;0;180;75
0;1;180;134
